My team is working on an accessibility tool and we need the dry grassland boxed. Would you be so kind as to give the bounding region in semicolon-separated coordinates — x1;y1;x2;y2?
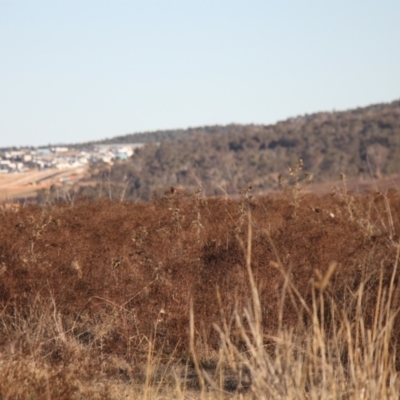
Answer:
0;185;400;399
0;167;86;202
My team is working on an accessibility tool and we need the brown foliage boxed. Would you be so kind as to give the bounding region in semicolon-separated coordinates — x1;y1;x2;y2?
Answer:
1;188;400;396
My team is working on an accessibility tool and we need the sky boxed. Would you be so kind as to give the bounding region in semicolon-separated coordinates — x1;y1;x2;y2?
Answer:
1;1;400;148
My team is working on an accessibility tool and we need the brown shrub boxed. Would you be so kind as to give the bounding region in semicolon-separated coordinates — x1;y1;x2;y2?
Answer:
0;189;399;396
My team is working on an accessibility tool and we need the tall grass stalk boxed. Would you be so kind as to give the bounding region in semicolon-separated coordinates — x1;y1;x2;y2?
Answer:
209;216;400;399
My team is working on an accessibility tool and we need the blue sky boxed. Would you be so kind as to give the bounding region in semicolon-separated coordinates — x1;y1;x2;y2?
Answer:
1;1;399;147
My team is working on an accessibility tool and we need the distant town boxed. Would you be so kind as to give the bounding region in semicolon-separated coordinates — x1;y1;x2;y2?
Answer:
0;143;145;174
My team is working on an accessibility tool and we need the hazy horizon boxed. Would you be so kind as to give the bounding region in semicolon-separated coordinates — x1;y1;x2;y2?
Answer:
1;1;400;148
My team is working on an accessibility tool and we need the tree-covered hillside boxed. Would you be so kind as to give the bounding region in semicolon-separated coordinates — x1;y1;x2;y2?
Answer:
77;100;400;201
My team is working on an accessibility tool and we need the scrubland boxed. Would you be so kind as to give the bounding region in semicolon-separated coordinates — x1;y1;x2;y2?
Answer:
1;184;400;399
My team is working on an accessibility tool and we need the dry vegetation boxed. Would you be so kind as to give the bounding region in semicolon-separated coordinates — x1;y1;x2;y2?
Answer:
1;182;400;398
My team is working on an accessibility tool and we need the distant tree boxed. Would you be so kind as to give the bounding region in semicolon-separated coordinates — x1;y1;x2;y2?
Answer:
366;143;389;178
73;99;400;201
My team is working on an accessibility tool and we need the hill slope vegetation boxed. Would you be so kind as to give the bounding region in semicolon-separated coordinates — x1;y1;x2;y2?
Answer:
75;100;400;201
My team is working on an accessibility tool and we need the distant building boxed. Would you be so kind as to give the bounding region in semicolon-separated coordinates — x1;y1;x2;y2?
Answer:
94;143;144;153
52;147;69;153
37;148;51;156
114;153;129;160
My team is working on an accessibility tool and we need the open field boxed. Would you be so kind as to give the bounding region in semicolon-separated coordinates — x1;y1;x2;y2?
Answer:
305;173;400;196
0;166;87;202
1;186;400;398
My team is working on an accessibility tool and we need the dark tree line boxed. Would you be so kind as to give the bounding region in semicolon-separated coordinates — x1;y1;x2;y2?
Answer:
75;99;400;201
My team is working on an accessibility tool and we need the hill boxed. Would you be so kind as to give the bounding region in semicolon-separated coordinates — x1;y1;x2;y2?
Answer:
74;99;400;201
